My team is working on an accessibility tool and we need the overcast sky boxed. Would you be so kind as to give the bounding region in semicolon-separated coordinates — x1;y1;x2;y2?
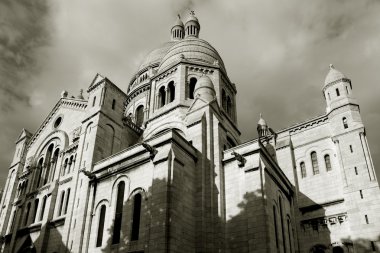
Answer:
1;0;380;188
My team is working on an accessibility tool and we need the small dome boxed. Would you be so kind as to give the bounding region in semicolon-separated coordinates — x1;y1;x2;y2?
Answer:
158;38;226;74
185;14;199;23
194;75;216;101
173;15;184;27
257;113;267;126
324;64;347;86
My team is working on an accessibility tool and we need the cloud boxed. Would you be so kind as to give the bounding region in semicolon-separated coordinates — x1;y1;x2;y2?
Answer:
0;0;380;188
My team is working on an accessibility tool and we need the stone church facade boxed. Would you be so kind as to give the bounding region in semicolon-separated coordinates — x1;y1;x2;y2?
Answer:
0;13;379;253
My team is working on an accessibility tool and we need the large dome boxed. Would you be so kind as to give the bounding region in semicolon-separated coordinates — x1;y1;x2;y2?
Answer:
138;41;176;72
157;38;226;74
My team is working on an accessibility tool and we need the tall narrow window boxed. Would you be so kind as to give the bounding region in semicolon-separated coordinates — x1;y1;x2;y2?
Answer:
287;219;293;253
342;117;348;129
227;96;232;117
40;196;47;221
300;162;306;178
311;152;319;175
354;167;358;175
135;105;144;127
158;86;166;108
336;88;340;96
36;158;44;187
222;89;227;110
273;206;279;249
112;99;116;110
43;144;54;185
350;145;353;153
58;191;65;216
10;210;16;232
112;181;125;244
96;205;106;247
62;158;68;176
188;77;197;99
93;96;96;107
51;148;59;181
279;197;286;253
360;190;363;199
33;199;39;223
167;81;175;103
131;193;142;241
346;86;349;94
24;202;31;226
324;155;332;171
365;215;369;224
64;188;71;214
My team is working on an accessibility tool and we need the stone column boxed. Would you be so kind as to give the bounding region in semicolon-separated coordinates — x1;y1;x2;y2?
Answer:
333;139;348;187
359;132;375;181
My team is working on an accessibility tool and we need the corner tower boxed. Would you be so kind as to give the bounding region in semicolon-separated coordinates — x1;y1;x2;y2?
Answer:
325;64;380;249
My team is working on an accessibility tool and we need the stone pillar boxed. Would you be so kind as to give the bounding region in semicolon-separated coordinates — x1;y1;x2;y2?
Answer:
333;139;348;187
359;132;375;181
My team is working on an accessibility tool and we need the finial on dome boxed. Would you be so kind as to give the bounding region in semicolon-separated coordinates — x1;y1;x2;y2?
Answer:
171;14;184;41
185;10;200;38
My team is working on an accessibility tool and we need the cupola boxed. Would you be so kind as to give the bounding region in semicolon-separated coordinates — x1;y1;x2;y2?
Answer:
185;11;200;38
171;15;184;41
194;75;215;102
257;113;269;138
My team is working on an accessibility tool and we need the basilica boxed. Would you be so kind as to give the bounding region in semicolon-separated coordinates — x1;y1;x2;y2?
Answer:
0;13;379;253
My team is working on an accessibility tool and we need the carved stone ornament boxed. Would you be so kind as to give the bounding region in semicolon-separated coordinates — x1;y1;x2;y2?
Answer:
25;156;34;169
72;126;81;141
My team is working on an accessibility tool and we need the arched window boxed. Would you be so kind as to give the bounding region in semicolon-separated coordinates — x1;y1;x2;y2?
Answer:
62;158;68;176
112;99;116;110
342;117;348;129
64;188;71;214
112;181;125;244
131;193;142;241
40;196;47;221
9;210;16;232
167;81;175;103
222;89;227;110
300;162;306;178
23;179;29;195
58;190;65;216
51;148;59;181
227;96;232;117
68;155;74;174
33;198;39;223
36;158;44;188
188;77;197;99
135;105;144;127
273;205;279;249
324;155;332;171
287;218;293;253
336;88;340;96
43;144;54;185
96;205;106;247
93;96;96;107
24;202;31;226
278;197;286;253
158;86;166;108
311;152;319;175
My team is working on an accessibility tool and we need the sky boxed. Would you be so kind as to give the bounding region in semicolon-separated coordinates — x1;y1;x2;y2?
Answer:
0;0;380;188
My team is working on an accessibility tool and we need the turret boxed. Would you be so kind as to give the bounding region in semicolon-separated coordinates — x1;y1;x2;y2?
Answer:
171;15;184;41
323;64;357;113
184;11;200;38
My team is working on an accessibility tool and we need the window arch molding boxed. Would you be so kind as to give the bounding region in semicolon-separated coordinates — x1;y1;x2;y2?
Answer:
93;199;110;216
127;187;148;202
110;176;130;204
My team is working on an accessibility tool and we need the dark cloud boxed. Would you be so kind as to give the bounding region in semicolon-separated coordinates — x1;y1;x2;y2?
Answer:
0;0;380;188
